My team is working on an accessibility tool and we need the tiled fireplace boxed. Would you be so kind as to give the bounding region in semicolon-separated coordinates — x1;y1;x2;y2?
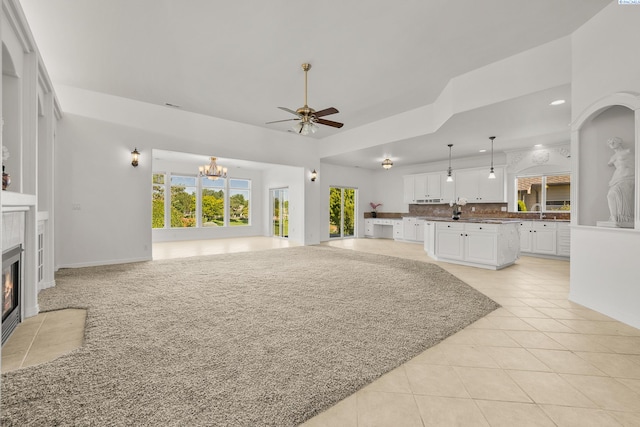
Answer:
2;192;41;344
2;244;21;344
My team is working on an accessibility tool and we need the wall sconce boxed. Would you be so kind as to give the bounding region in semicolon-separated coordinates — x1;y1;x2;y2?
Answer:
131;148;140;167
310;169;317;182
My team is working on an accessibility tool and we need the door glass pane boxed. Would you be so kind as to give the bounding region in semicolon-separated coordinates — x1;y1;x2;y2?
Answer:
329;187;342;238
342;188;355;237
271;189;289;238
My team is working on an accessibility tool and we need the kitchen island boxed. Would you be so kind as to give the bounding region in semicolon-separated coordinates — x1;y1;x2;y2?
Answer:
424;218;521;270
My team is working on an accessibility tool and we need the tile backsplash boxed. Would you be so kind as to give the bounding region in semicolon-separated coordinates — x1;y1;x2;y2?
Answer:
366;203;570;220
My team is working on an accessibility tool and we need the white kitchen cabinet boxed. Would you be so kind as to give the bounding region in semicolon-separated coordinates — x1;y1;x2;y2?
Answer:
423;221;436;256
403;175;416;204
393;220;404;240
519;220;569;258
441;177;455;204
532;221;557;255
519;221;533;252
454;167;505;203
464;223;499;265
556;222;570;257
364;219;374;237
403;217;424;242
403;173;444;203
435;222;465;260
433;221;519;269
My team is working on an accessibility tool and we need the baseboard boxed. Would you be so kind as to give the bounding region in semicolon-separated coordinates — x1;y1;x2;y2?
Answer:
56;256;152;269
38;280;56;291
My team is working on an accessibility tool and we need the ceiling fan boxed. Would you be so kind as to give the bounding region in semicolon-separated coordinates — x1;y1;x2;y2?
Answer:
266;63;344;135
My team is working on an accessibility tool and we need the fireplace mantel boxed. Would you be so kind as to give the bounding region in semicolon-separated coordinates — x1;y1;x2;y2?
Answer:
2;191;36;210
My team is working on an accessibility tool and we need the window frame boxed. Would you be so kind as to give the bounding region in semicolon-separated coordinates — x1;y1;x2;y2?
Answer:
515;172;571;213
152;172;251;229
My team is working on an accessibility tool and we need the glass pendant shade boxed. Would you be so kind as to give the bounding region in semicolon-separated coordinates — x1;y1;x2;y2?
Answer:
382;158;393;169
293;121;318;135
488;136;496;179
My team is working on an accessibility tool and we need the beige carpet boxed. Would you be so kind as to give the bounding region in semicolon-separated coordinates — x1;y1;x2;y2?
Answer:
1;246;499;426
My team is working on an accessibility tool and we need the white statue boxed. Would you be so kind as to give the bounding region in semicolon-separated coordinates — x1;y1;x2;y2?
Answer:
606;137;634;225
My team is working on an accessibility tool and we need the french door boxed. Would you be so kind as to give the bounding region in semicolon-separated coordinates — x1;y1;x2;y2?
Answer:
270;188;289;238
329;187;356;239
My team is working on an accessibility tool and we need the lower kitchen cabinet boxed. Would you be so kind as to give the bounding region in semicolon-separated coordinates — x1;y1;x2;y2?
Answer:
433;221;519;270
403;217;424;242
519;221;568;258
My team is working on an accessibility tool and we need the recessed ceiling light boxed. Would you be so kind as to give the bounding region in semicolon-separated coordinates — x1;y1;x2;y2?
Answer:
534;144;543;147
550;99;565;106
479;149;487;153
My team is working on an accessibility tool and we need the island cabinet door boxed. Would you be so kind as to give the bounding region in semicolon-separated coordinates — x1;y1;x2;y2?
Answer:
436;224;465;260
465;229;498;265
519;221;533;252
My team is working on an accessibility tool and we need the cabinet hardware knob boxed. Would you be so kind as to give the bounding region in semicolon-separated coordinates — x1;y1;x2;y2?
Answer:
479;227;483;230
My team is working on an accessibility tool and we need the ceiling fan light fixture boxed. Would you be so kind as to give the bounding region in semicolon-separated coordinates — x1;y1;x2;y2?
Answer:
382;158;393;170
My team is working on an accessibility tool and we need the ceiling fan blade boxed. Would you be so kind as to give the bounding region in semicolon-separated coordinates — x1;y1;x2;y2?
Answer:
266;118;300;124
314;107;339;118
316;118;344;128
278;107;301;117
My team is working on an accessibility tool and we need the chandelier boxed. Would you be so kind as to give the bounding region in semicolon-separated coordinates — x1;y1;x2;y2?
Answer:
198;156;227;180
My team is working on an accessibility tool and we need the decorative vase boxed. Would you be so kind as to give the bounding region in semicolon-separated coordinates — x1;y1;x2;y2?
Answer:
371;211;377;218
2;166;9;191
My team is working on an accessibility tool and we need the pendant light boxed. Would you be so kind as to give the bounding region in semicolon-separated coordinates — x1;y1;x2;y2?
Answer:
446;144;454;182
382;158;393;170
488;136;496;179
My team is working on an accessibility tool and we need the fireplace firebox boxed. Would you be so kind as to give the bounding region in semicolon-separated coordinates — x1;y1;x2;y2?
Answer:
2;245;22;345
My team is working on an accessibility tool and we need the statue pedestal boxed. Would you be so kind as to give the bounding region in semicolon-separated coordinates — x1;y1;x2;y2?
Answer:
596;220;634;229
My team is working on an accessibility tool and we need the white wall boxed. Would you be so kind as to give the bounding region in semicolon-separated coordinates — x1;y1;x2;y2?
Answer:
571;1;640;122
569;1;640;328
318;163;376;241
262;165;305;245
571;227;640;329
55;114;154;268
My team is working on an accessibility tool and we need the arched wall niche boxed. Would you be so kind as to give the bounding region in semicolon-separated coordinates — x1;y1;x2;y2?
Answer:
571;92;640;228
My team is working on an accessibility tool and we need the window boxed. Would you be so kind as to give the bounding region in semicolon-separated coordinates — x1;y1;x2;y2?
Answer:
171;175;197;227
152;173;250;229
516;174;570;212
152;173;165;228
229;179;250;226
201;177;225;227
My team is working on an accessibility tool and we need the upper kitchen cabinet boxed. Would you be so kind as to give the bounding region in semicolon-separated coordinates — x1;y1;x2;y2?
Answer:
403;173;444;204
454;166;505;203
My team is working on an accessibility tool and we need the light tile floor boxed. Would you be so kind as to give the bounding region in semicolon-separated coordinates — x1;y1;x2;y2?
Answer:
3;237;639;426
1;308;86;373
302;238;640;427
